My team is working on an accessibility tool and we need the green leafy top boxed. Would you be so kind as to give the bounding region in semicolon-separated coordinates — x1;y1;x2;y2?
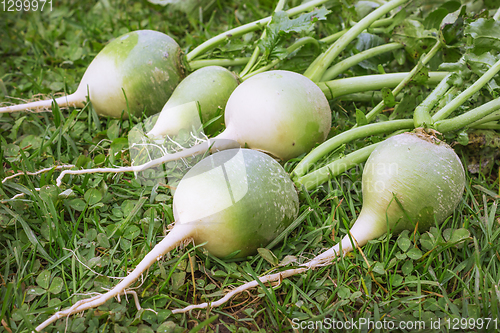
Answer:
465;18;500;54
258;7;330;60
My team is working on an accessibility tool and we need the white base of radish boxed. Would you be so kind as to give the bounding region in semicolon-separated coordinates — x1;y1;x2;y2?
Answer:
77;55;128;118
146;101;202;138
170;230;359;314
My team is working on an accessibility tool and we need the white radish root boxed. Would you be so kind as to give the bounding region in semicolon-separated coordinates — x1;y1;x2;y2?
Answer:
2;165;75;183
171;233;354;314
55;138;240;186
0;95;85;114
172;267;309;314
35;226;193;332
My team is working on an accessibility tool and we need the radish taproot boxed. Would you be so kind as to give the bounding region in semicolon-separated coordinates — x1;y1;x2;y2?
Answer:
172;130;466;313
0;30;184;118
35;148;299;331
56;70;331;186
147;66;240;138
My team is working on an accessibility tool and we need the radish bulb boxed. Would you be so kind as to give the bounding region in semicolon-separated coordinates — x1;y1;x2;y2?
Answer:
0;30;184;118
217;70;331;160
147;66;240;137
307;131;465;266
36;148;299;331
172;148;299;258
147;69;331;158
172;131;466;314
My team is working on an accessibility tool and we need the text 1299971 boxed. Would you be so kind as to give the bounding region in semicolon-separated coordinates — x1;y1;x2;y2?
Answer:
2;0;52;11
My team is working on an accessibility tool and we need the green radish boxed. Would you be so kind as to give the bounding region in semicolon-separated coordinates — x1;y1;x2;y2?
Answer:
216;70;331;160
55;70;332;186
172;148;299;258
305;131;465;266
147;66;240;137
171;130;466;313
35;148;299;331
0;30;184;118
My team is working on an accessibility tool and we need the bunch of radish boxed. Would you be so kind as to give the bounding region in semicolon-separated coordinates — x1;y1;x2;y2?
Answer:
35;125;468;329
36;62;480;329
170;130;467;314
10;0;500;329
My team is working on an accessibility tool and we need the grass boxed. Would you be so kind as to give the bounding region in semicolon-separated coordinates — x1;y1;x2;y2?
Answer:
1;0;500;332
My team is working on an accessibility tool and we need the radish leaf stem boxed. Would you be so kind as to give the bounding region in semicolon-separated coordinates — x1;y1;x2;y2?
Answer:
364;39;443;122
321;42;404;81
303;0;407;82
431;58;500;122
185;0;330;62
295;144;380;191
188;57;250;70
413;73;452;128
293;119;414;177
318;71;448;99
434;97;500;132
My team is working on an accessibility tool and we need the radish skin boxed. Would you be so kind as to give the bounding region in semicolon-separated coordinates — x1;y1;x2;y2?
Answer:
37;148;299;331
172;131;466;314
217;70;331;160
1;30;184;118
